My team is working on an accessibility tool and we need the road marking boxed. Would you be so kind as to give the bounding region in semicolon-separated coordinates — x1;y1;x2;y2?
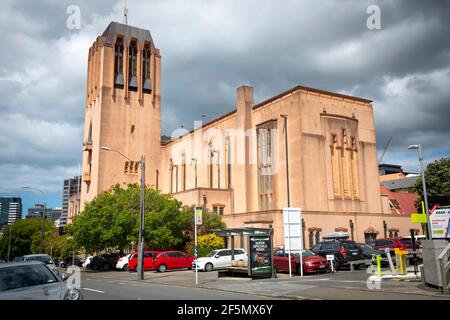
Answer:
82;287;105;293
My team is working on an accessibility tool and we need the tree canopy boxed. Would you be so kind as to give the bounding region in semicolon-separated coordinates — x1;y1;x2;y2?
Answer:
67;184;225;254
0;217;54;260
415;157;450;210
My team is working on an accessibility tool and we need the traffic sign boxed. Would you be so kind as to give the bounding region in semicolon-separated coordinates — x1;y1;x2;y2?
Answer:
195;207;203;225
411;213;428;224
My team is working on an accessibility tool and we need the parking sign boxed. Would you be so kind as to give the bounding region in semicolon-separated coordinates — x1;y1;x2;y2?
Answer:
195;207;203;226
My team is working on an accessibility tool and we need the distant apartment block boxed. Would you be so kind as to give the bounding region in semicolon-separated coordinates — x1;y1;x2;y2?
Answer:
61;176;81;227
0;197;23;230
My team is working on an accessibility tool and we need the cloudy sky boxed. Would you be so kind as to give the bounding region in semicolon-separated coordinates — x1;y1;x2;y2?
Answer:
0;0;449;213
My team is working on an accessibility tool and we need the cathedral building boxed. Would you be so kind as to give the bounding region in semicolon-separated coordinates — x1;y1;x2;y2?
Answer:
78;21;415;246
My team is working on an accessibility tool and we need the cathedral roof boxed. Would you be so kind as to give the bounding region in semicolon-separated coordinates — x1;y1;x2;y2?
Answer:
101;21;156;48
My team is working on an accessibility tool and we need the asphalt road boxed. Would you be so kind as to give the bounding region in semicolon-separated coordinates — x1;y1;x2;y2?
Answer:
80;271;275;300
79;268;450;300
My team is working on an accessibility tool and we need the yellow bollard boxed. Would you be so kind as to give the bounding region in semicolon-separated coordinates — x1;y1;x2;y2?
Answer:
394;248;407;275
376;255;382;277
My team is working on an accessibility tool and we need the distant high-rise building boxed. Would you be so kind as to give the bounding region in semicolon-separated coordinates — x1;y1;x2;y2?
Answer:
61;176;81;226
27;204;62;222
0;197;22;230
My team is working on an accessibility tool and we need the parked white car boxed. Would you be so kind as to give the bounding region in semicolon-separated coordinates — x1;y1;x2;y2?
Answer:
82;256;93;269
192;249;247;272
115;254;132;271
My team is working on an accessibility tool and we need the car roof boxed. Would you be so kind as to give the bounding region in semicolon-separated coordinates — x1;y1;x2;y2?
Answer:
22;254;51;257
0;261;46;268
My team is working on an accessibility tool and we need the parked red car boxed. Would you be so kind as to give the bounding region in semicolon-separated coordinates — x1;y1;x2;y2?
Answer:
128;251;160;272
154;251;195;273
273;248;329;275
373;238;411;252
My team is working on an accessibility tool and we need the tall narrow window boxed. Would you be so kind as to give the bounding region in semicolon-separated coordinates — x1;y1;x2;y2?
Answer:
169;160;173;194
142;45;152;94
182;154;186;191
175;165;179;193
257;120;276;211
128;40;138;91
309;231;314;248
114;38;124;88
156;170;159;190
331;134;343;198
342;129;352;198
315;231;321;244
208;151;214;188
226;135;231;190
350;137;360;198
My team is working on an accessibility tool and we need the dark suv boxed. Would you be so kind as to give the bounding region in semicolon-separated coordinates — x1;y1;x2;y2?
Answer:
311;240;364;269
89;253;120;271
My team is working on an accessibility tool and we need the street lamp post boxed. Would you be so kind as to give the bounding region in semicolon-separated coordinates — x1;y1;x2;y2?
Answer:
408;144;432;239
101;147;145;280
7;224;12;262
22;187;47;253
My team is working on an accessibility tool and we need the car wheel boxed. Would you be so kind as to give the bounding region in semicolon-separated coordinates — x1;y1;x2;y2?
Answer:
205;263;214;272
103;263;110;271
158;264;167;273
122;264;128;271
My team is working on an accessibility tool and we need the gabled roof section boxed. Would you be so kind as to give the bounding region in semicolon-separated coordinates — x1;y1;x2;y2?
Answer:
253;85;372;110
382;176;419;191
101;21;156;48
380;185;418;215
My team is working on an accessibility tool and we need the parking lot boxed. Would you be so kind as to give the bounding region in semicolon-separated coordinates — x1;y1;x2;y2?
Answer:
79;266;450;300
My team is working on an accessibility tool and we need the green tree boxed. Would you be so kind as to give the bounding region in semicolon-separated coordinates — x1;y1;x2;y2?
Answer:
415;157;450;210
68;184;198;253
0;218;55;260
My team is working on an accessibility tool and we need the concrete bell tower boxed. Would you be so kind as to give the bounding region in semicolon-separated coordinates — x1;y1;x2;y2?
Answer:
80;22;161;211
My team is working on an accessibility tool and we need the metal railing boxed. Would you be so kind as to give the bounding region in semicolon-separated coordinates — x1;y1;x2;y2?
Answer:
438;242;450;294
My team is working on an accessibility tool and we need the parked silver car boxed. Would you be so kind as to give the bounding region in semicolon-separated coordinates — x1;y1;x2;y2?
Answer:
20;254;58;274
0;261;82;300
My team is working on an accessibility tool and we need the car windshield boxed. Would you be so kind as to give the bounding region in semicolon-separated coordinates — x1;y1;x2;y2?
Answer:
26;255;54;264
293;250;315;257
206;250;219;257
0;264;59;291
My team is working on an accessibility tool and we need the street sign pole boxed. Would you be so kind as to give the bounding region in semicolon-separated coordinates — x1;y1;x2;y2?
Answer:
299;211;303;277
195;208;198;286
287;210;292;278
194;206;202;286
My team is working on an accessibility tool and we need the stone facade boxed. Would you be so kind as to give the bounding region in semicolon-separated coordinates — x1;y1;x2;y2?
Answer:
79;22;416;247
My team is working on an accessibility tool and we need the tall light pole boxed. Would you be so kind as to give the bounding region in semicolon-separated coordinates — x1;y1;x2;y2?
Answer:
408;144;432;239
22;186;47;253
7;223;12;262
101;146;145;281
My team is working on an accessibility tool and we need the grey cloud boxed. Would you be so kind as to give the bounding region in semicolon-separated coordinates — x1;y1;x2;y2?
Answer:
0;0;449;200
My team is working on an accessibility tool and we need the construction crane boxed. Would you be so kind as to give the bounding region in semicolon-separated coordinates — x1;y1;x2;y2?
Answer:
378;136;393;163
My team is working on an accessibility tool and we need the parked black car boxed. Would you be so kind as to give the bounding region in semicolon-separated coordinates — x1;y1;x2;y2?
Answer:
89;253;120;271
311;240;365;270
355;243;391;267
357;243;387;259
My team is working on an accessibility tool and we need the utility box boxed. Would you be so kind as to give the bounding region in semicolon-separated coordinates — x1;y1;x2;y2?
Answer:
422;240;449;288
